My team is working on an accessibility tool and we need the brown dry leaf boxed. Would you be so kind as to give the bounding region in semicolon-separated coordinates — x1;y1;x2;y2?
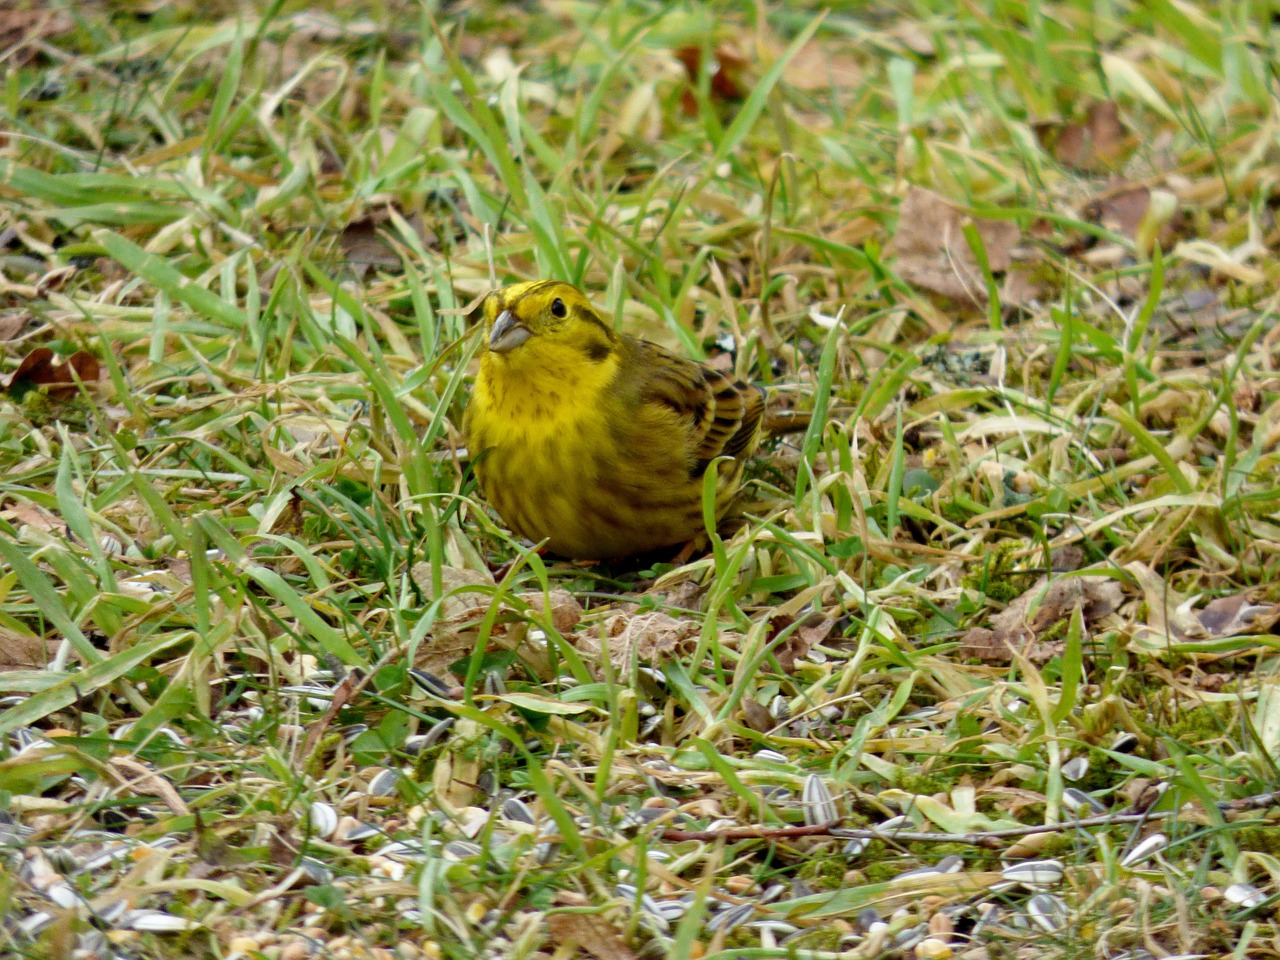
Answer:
959;627;1012;663
519;589;584;634
675;45;750;115
739;698;774;732
0;628;53;670
889;186;1020;306
7;347;100;394
339;215;417;276
1;499;62;532
106;756;190;816
894;22;937;57
1084;185;1150;240
0;313;27;341
579;611;702;670
410;564;494;676
765;613;834;672
1049;101;1129;170
1195;592;1280;637
432;719;482;814
1000;265;1050;309
1128;563;1280;647
545;913;638;960
783;43;861;91
961;575;1125;664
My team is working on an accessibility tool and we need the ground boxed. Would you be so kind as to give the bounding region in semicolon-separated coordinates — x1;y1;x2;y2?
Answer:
1;2;1279;958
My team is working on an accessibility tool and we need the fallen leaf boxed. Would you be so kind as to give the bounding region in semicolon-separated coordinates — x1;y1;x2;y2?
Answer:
739;698;774;732
1;499;63;532
1122;561;1280;649
409;564;494;676
0;628;53;670
579;611;703;669
0;314;27;341
339;217;404;276
519;589;584;634
7;347;99;395
1196;592;1280;637
962;575;1125;664
1047;100;1129;170
676;45;749;115
889;186;1020;306
545;912;638;960
783;44;861;91
1084;185;1150;239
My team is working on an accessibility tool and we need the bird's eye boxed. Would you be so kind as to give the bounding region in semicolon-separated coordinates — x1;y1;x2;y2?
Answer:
550;297;567;318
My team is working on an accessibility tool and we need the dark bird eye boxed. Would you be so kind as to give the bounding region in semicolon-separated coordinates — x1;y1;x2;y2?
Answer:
550;297;567;318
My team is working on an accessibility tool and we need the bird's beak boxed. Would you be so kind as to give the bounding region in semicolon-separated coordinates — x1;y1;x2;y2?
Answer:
488;309;532;353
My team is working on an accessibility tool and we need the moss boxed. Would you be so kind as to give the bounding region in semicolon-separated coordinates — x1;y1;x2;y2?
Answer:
959;541;1025;604
862;855;908;884
897;772;948;795
1037;833;1082;859
796;853;848;888
1167;702;1233;745
1235;826;1280;855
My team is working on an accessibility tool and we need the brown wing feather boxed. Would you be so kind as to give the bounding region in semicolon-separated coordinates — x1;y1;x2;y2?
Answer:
628;338;763;475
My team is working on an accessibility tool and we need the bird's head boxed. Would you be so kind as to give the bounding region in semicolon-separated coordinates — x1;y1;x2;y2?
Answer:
481;281;618;365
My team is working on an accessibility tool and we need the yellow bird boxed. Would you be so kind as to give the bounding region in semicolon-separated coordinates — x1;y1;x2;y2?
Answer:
464;280;766;560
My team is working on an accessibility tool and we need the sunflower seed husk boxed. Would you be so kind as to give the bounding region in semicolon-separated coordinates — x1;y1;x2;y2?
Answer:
334;817;379;843
300;858;331;883
892;924;926;949
367;768;401;798
483;671;506;696
1111;732;1139;753
802;775;837;826
842;837;868;858
753;749;789;765
18;912;53;936
378;841;427;861
1224;882;1265;908
1120;833;1169;867
651;899;688;921
875;815;911;836
342;724;369;744
419;718;458;751
45;882;83;910
1062;756;1089;781
1063;787;1108;815
443;840;483;861
307;801;338;839
904;706;941;721
759;883;787;904
1028;893;1068;932
1001;859;1063;888
409;670;454;699
500;797;537;826
706;902;756;933
279;685;334;711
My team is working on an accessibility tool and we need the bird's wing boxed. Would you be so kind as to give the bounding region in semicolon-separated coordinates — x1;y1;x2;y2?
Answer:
631;339;765;471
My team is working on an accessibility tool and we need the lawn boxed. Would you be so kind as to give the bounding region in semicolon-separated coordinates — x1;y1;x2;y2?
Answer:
1;1;1279;958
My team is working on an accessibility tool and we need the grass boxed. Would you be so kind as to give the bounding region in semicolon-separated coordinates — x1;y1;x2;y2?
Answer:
1;0;1279;957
